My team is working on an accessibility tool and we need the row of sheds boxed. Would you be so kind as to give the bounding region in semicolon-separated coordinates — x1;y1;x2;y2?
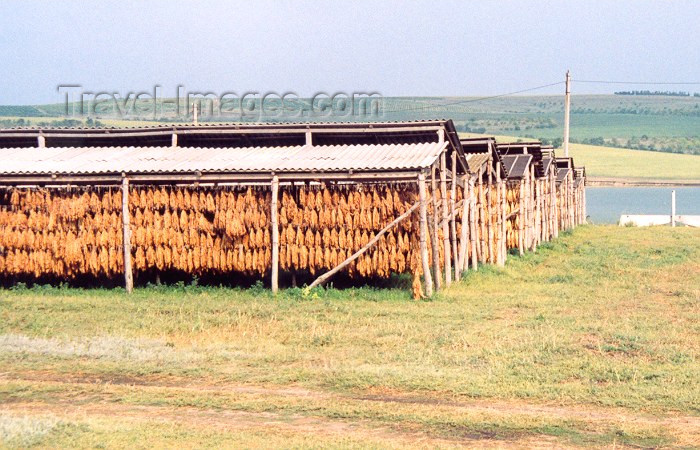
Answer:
0;120;586;296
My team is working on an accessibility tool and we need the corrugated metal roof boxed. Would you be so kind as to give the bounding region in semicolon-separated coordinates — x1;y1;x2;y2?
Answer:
502;154;532;179
556;168;571;182
464;153;490;173
0;119;455;132
0;142;447;175
541;157;553;175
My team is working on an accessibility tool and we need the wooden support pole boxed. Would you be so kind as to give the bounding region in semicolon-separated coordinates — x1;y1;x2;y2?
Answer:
440;152;451;286
518;179;525;256
271;175;280;294
501;177;507;264
37;134;46;148
570;174;575;229
308;202;420;290
418;174;433;297
581;178;587;223
528;165;536;251
498;178;506;266
450;151;459;280
478;176;486;263
457;174;470;275
430;165;442;290
487;158;494;264
121;176;133;294
171;133;178;147
494;165;504;266
551;169;558;239
469;178;478;271
535;179;544;245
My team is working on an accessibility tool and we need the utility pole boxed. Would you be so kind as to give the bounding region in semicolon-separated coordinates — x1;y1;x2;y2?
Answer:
563;70;571;157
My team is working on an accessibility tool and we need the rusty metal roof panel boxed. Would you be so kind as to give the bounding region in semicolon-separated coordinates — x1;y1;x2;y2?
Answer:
0;142;447;175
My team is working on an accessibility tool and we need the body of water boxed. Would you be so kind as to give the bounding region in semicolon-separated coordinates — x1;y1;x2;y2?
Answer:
585;187;700;224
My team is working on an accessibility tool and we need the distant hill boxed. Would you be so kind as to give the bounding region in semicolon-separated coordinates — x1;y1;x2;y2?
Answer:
1;94;698;154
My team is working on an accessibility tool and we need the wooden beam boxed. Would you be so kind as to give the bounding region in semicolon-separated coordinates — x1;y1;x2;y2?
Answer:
418;174;433;297
518;179;525;256
121;176;133;294
500;174;507;265
487;155;494;264
450;151;459;280
430;165;442;290
469;178;478;271
307;202;420;290
270;175;280;294
441;152;451;286
457;174;470;275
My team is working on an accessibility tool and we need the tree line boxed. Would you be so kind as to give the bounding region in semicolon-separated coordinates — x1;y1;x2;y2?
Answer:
614;90;700;97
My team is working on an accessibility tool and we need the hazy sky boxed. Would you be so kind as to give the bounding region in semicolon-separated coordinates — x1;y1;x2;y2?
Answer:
1;0;698;104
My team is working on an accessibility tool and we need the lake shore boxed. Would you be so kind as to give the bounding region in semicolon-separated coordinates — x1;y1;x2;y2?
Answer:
587;177;700;187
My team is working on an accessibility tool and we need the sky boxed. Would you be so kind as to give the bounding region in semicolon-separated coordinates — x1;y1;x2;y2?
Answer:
0;0;698;105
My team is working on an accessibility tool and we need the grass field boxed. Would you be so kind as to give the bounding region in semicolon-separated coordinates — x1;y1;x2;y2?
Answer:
1;225;698;448
568;143;700;180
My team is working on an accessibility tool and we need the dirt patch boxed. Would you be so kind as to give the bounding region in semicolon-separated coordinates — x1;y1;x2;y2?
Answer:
355;387;700;436
0;369;325;399
1;401;549;448
3;370;699;447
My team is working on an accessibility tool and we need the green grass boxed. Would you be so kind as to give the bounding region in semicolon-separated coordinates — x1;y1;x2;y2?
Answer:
0;225;698;447
568;143;700;180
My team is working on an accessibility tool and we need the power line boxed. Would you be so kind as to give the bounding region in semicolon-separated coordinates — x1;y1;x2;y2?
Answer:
381;81;565;114
576;80;700;85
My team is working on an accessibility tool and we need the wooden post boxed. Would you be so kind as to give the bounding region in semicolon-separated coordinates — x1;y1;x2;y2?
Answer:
450;151;459;280
478;174;486;263
568;174;574;230
440;152;451;286
529;165;535;251
551;168;558;239
271;176;280;293
171;133;178;147
518;179;525;256
419;174;433;297
37;134;46;148
430;165;442;290
457;174;470;275
469;178;478;271
535;178;544;245
581;177;586;223
501;176;507;264
487;157;494;264
121;176;133;294
495;166;505;266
